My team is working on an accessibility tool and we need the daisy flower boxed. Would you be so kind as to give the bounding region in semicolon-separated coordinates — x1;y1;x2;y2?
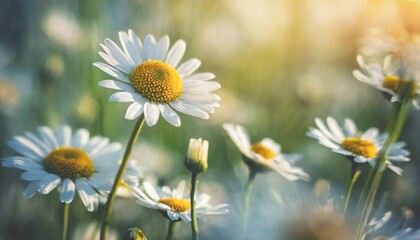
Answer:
2;125;141;211
223;123;309;181
353;55;420;107
93;29;221;127
306;117;410;175
133;180;228;222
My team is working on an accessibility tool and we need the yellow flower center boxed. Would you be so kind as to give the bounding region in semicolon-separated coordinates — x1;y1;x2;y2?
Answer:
341;138;377;158
129;60;183;103
383;75;418;97
158;197;191;212
44;147;94;179
251;143;276;160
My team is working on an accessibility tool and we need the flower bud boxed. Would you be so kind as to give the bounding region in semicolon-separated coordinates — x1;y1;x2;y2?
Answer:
184;138;209;174
123;228;147;240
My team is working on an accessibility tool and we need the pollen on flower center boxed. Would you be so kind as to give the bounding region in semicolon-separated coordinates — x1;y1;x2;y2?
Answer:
159;197;191;212
383;75;418;96
341;138;377;158
251;143;276;160
44;147;94;179
129;60;183;103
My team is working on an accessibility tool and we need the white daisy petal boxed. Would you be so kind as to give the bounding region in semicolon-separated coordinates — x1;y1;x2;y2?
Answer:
169;100;209;119
56;125;72;147
37;126;59;149
141;34;157;61
38;174;61;194
76;179;98;212
159;104;181;127
144;101;160;126
60;178;76;203
72;128;90;148
23;181;40;198
125;101;144;120
177;58;201;77
166;39;186;67
98;80;134;92
184;72;216;81
93;62;130;83
109;91;136;102
155;35;170;61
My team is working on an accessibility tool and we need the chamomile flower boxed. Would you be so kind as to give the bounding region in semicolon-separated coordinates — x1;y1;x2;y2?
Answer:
2;125;141;211
94;30;221;127
306;117;410;175
133;181;228;222
223;123;309;181
353;55;420;106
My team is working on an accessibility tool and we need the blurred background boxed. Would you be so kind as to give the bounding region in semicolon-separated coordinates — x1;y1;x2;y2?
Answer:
1;0;420;239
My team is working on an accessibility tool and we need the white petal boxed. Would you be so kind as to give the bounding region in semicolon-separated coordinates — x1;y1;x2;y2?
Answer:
7;136;45;160
23;181;40;198
144;101;160;127
222;123;251;155
169;100;209;119
109;91;136;102
71;128;89;148
98;80;134;92
184;72;215;81
141;34;157;61
21;170;48;181
166;40;186;67
143;182;160;201
60;179;76;203
38;174;61;194
76;179;98;212
326;117;345;141
177;58;201;77
56;125;72;147
125;101;144;120
155;35;170;61
159;104;181;127
104;38;136;72
37;126;59;149
93;62;130;83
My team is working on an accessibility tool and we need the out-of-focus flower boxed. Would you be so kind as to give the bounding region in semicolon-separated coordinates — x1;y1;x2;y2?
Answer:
133;181;228;222
359;30;420;69
185;138;208;174
307;117;410;175
71;222;118;240
282;204;354;240
123;228;148;240
0;80;20;107
94;30;221;127
75;95;99;122
2;125;140;211
42;10;81;50
353;55;420;106
223;123;309;181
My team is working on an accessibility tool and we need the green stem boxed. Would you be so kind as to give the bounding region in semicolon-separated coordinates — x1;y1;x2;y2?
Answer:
165;220;177;240
355;82;412;239
100;115;145;240
343;162;360;216
61;203;70;240
242;170;257;238
190;172;199;240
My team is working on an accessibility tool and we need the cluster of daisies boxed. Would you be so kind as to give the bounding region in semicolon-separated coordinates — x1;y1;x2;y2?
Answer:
2;28;420;239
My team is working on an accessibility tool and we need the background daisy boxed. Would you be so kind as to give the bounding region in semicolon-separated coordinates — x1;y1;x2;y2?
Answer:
2;125;141;211
223;123;309;181
133;180;228;222
94;30;221;127
306;117;410;175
